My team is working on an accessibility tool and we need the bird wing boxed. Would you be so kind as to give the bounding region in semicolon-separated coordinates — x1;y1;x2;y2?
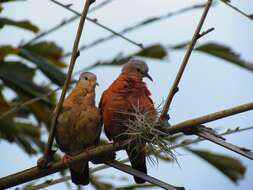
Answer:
55;106;78;153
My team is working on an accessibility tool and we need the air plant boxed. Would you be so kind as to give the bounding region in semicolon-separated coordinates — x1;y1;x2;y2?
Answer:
115;103;177;165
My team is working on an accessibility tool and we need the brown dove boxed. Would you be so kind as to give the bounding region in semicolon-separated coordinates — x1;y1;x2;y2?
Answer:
55;72;101;185
99;59;156;183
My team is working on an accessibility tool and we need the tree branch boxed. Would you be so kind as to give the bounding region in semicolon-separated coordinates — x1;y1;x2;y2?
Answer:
165;101;253;135
2;100;253;189
38;0;93;168
0;142;124;189
106;160;184;190
50;0;144;50
195;127;253;160
26;125;253;190
159;0;213;121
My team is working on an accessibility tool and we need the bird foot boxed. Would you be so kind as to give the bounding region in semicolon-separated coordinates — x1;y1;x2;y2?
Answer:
37;149;56;168
62;154;71;165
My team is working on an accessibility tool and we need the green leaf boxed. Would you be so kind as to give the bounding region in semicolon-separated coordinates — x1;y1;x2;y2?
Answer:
0;4;3;13
0;17;39;33
15;122;40;137
187;148;246;183
24;41;67;68
0;45;19;60
19;49;66;85
0;119;41;155
116;184;156;190
134;44;167;59
0;88;10;113
90;44;167;68
248;14;253;20
0;61;54;107
195;43;253;72
17;92;53;128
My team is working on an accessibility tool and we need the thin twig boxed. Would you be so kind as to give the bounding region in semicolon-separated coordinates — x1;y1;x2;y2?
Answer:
27;125;253;190
23;15;78;46
89;0;117;12
165;101;253;135
25;160;129;190
50;0;144;50
2;101;253;188
64;2;207;57
220;0;253;21
0;87;60;120
159;0;213;121
39;0;93;168
23;0;116;46
196;127;253;160
106;160;185;190
166;27;215;50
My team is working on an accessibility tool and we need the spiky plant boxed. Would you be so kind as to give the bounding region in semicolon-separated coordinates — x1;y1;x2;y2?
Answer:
115;103;177;165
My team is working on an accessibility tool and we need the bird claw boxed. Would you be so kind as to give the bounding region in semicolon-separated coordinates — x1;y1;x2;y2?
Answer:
62;154;71;165
37;149;56;168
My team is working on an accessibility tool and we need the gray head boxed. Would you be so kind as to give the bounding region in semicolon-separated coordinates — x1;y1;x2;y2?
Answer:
78;72;98;92
121;59;153;81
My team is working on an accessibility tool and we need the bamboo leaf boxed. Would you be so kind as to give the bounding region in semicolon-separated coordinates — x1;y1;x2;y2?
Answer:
17;92;52;128
248;14;253;20
92;44;167;68
135;44;167;59
24;41;67;68
19;49;66;85
0;61;54;107
187;148;246;183
195;43;253;72
0;88;11;113
0;17;39;33
116;183;156;190
0;45;19;60
0;119;42;155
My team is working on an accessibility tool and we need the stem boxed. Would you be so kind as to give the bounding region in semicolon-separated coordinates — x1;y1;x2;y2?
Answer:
159;0;213;121
220;0;253;21
41;0;92;167
166;101;253;134
50;0;143;50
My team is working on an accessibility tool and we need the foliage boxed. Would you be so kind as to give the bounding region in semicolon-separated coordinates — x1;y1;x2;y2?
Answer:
186;148;246;183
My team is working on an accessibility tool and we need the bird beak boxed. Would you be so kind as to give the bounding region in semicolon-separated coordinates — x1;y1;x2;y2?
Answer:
96;82;99;86
144;72;153;82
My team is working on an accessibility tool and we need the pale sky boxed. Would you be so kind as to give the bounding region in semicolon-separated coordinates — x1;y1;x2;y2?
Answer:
1;0;253;189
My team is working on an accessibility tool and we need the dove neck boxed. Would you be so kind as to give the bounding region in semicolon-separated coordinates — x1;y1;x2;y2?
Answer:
67;83;96;106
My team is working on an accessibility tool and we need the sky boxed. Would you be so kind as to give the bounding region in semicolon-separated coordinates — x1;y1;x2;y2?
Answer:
0;0;253;189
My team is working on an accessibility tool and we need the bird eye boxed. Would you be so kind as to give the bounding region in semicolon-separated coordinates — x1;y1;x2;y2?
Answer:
84;77;88;80
137;68;141;72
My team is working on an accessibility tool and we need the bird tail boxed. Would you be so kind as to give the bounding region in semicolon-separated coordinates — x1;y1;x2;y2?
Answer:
126;147;147;184
70;162;89;185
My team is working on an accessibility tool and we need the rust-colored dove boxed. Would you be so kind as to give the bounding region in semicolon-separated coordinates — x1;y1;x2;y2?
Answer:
55;72;101;185
99;59;156;183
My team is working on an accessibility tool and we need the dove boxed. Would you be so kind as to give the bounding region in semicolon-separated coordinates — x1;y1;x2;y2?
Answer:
99;59;156;183
55;72;101;185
